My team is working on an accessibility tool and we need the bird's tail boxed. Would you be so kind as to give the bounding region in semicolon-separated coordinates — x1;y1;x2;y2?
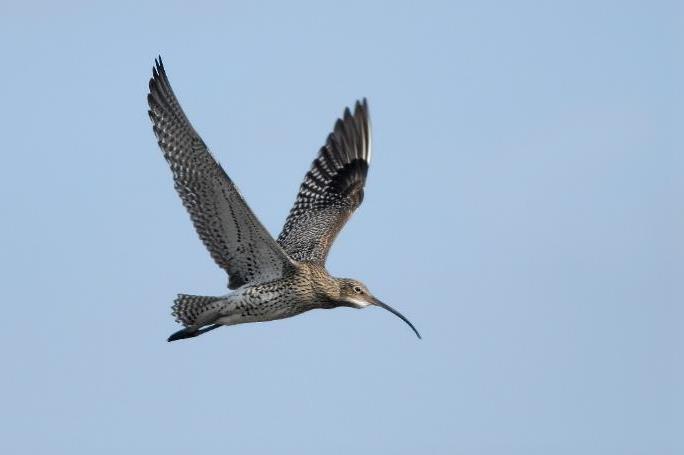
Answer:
172;294;224;327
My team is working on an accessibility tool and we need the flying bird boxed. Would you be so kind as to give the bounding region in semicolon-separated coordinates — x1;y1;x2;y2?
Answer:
147;57;420;341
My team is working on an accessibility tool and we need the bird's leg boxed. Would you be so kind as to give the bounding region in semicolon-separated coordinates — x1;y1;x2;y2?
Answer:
167;323;222;342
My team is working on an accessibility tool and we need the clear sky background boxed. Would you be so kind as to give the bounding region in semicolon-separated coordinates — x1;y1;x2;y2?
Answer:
0;1;681;453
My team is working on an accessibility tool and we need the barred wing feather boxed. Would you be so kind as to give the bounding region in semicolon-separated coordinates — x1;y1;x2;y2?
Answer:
277;100;371;264
147;57;294;289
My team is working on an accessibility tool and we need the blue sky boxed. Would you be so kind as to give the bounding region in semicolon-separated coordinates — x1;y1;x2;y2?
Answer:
1;1;681;453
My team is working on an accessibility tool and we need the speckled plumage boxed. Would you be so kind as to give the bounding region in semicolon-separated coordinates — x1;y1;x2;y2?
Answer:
148;57;420;341
277;99;371;263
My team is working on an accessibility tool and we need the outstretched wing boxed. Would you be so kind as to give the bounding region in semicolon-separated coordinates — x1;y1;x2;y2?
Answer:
148;57;294;289
277;100;371;264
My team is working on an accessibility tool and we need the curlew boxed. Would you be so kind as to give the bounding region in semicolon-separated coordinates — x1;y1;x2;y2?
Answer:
147;57;420;341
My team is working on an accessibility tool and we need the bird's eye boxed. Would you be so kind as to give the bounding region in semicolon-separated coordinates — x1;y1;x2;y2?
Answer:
353;286;363;294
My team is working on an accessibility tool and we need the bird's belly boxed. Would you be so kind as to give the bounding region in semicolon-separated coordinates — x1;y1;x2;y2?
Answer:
215;302;302;326
217;289;308;325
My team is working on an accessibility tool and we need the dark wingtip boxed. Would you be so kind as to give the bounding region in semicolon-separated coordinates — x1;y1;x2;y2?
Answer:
151;55;166;85
356;98;368;114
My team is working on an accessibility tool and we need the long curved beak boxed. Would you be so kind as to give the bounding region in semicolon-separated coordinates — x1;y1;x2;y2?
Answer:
371;297;421;339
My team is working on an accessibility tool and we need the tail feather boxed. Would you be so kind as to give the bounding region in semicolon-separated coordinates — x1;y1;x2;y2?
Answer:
172;294;224;327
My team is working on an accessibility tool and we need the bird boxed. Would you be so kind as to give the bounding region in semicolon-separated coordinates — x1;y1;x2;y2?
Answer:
147;57;420;342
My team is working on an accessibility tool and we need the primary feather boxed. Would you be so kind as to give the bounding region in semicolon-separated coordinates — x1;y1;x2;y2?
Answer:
277;100;372;263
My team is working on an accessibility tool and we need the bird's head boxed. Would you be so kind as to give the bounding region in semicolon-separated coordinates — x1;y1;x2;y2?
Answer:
335;278;421;339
